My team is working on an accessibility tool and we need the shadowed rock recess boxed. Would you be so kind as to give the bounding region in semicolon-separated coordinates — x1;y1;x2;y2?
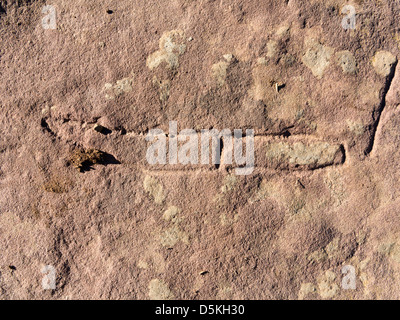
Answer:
0;0;400;300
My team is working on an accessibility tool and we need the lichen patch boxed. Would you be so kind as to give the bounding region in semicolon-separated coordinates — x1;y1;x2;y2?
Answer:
146;30;186;70
302;38;334;79
143;176;166;204
372;51;397;77
148;279;174;300
104;75;134;100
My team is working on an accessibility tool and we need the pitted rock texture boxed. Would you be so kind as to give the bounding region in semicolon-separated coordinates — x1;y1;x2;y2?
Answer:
1;0;400;300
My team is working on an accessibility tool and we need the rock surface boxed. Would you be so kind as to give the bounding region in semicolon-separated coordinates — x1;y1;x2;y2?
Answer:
1;0;400;299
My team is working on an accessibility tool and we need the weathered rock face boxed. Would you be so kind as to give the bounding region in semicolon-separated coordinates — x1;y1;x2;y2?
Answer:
1;0;400;300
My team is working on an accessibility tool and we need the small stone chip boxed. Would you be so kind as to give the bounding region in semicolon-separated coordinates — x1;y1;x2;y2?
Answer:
69;148;105;172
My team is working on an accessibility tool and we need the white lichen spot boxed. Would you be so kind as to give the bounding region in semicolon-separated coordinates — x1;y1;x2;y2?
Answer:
163;206;180;221
317;270;340;299
302;39;334;79
378;242;400;263
276;25;290;37
266;40;277;58
148;279;174;300
257;57;268;65
211;54;236;87
390;244;400;263
324;170;346;208
324;237;340;260
217;285;233;299
41;104;50;114
223;54;234;63
372;51;397;77
137;260;148;269
336;50;357;74
212;61;229;87
221;174;238;193
160;225;189;248
144;175;165;204
347;120;365;136
298;283;317;300
104;76;134;100
308;249;328;263
152;76;171;102
146;30;186;70
140;248;167;273
220;213;239;226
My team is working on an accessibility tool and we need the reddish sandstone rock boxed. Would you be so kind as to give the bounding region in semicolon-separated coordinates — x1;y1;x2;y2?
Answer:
0;0;400;300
